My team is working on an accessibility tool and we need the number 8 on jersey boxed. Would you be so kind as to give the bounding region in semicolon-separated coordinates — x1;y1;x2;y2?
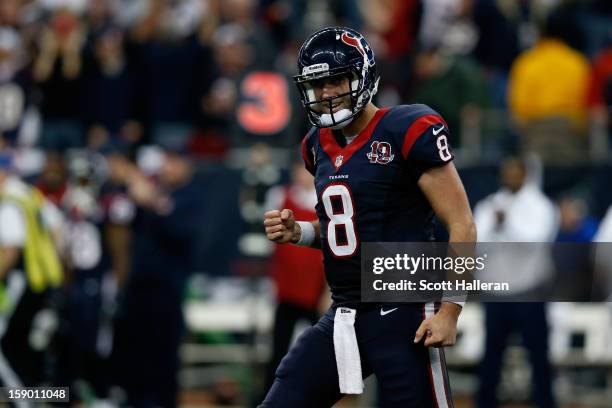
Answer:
321;183;358;257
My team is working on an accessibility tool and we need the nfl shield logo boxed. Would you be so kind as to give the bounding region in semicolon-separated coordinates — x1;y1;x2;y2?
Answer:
335;155;343;167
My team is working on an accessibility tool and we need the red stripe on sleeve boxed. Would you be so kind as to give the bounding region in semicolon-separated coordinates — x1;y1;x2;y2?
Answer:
401;114;446;159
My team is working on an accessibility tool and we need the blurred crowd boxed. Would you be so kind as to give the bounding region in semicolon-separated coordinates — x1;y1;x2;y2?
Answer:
0;0;610;158
1;0;612;407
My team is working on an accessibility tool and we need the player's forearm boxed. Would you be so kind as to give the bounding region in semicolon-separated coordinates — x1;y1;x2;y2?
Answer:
442;219;476;311
291;220;322;249
447;219;477;243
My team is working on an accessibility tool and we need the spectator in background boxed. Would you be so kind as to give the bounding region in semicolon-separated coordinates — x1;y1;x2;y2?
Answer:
35;150;68;206
234;142;282;308
98;142;136;291
553;195;599;299
262;162;326;395
508;12;590;164
408;45;490;146
53;150;103;397
201;0;297;148
555;195;599;242
187;0;225;154
195;0;221;47
587;41;612;142
471;0;524;108
85;0;117;35
265;0;361;41
474;155;557;408
0;149;64;388
0;27;39;147
33;5;87;150
260;0;305;50
509;11;590;127
203;22;296;147
0;0;25;28
127;0;205;144
114;143;202;408
357;0;421;108
199;24;248;144
129;0;204;42
220;0;259;32
358;0;420;59
418;0;477;56
3;1;45;64
237;143;281;260
54;146;134;404
472;0;561;72
82;25;141;150
472;0;522;73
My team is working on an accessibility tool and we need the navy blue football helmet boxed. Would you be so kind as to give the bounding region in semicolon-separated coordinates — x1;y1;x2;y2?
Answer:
293;27;379;129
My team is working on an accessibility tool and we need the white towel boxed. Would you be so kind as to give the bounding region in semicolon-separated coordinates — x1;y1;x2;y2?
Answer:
333;307;364;394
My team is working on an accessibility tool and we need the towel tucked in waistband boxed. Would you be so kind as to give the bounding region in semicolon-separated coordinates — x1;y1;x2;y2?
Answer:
333;307;364;394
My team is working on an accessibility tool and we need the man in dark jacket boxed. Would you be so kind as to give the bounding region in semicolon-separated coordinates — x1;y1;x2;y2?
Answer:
114;145;202;408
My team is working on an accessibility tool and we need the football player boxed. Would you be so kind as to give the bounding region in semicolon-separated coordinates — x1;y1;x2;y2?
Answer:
261;27;476;407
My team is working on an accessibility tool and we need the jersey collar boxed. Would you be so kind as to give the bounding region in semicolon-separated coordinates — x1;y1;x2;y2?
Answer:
319;107;390;172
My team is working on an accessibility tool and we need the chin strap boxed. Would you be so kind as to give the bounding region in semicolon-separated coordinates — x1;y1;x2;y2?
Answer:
320;108;354;129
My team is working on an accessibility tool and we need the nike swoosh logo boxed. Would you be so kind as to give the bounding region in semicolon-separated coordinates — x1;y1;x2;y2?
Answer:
432;125;445;135
380;307;398;316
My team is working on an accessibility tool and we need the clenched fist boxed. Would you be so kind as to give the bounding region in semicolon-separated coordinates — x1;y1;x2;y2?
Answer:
263;209;300;244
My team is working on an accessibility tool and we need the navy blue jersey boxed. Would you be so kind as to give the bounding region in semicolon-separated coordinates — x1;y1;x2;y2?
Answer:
301;104;454;305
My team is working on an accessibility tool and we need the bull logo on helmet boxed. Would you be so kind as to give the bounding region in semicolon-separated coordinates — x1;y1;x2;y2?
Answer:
340;32;375;66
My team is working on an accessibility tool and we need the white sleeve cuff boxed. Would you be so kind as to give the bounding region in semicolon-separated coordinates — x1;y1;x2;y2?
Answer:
442;299;465;308
295;221;315;246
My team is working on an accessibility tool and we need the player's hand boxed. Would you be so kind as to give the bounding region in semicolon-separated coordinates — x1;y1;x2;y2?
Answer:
413;303;461;347
264;209;300;244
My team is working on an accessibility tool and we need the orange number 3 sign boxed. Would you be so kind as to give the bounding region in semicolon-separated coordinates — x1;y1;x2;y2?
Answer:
237;72;291;135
